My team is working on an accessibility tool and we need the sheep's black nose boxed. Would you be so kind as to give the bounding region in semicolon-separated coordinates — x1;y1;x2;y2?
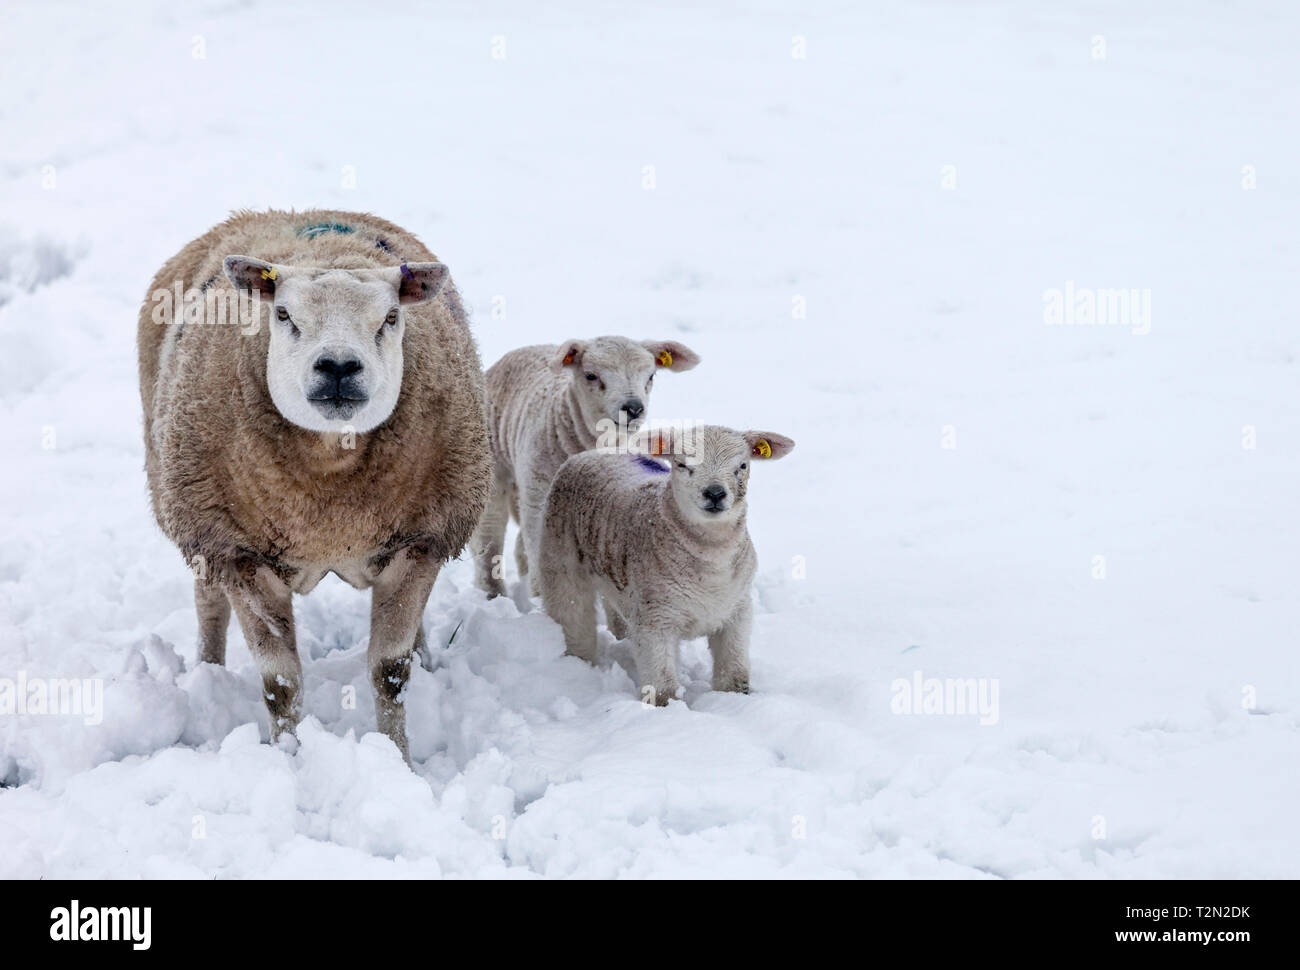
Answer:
702;484;727;503
315;356;363;380
620;399;644;421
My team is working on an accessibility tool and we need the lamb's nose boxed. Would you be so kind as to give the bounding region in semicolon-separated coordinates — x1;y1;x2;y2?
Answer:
314;356;363;380
702;484;727;504
620;399;644;421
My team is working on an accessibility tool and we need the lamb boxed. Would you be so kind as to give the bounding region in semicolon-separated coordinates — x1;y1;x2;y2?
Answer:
137;209;490;759
539;424;794;705
469;336;700;598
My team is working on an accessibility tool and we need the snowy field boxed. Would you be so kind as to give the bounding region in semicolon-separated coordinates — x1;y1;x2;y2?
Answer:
1;0;1297;878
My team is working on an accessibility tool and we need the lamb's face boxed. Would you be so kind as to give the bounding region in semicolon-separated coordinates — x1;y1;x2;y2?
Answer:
650;425;795;526
223;257;448;434
552;336;700;436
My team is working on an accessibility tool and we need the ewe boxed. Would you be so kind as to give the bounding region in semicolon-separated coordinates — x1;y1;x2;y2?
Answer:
138;210;490;758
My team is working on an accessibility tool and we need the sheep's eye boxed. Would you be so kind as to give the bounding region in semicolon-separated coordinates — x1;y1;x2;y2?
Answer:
384;308;399;326
675;463;688;471
276;306;299;336
739;462;747;471
585;372;598;382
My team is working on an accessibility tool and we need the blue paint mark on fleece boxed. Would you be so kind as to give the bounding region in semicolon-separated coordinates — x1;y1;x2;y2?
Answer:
297;223;355;239
633;455;670;474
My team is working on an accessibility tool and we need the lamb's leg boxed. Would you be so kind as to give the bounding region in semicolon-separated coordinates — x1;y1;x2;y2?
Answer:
369;547;439;762
510;484;528;577
520;478;551;597
632;628;682;706
470;465;511;597
604;598;629;640
539;539;597;663
513;531;528;579
227;567;300;742
195;578;231;666
708;598;753;694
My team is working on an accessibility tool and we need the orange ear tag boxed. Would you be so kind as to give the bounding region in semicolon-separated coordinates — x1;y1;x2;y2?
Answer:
261;267;277;281
754;439;772;458
657;350;673;367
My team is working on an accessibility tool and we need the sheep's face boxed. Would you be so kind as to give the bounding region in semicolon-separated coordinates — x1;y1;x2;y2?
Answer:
642;425;795;526
223;257;448;434
551;337;700;437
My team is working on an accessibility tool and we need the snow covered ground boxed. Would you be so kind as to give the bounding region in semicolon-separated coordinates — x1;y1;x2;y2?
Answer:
1;0;1297;878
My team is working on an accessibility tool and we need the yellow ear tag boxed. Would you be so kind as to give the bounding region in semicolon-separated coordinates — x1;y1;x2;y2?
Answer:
657;350;673;367
261;267;277;281
754;439;772;458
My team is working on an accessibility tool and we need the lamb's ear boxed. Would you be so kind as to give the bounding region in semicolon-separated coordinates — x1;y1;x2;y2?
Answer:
224;256;280;295
550;339;587;372
742;431;794;461
642;340;701;372
396;262;449;305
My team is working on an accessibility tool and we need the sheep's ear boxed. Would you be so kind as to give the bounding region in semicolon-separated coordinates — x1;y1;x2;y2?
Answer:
395;262;449;305
551;339;587;372
642;340;700;372
224;255;280;295
742;431;794;461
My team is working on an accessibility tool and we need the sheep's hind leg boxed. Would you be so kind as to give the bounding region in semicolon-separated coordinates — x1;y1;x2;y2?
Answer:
509;484;528;577
603;598;629;640
513;531;528;580
370;548;440;763
227;567;300;743
195;577;231;665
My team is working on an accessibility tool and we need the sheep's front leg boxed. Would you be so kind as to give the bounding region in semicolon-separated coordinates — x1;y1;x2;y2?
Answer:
195;577;231;666
538;523;598;662
470;465;510;597
633;628;683;706
541;567;598;663
227;567;300;742
708;598;753;695
519;475;551;597
369;548;439;762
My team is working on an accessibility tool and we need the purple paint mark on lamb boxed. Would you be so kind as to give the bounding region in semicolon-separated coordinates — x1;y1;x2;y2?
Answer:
632;455;669;474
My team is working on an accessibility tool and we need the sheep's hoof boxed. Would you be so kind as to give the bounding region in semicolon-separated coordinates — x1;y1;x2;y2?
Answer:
715;677;750;695
271;729;300;755
564;643;599;665
475;575;507;599
644;681;682;706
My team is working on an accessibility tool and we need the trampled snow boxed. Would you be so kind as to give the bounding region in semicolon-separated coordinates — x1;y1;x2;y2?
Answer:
1;0;1296;878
